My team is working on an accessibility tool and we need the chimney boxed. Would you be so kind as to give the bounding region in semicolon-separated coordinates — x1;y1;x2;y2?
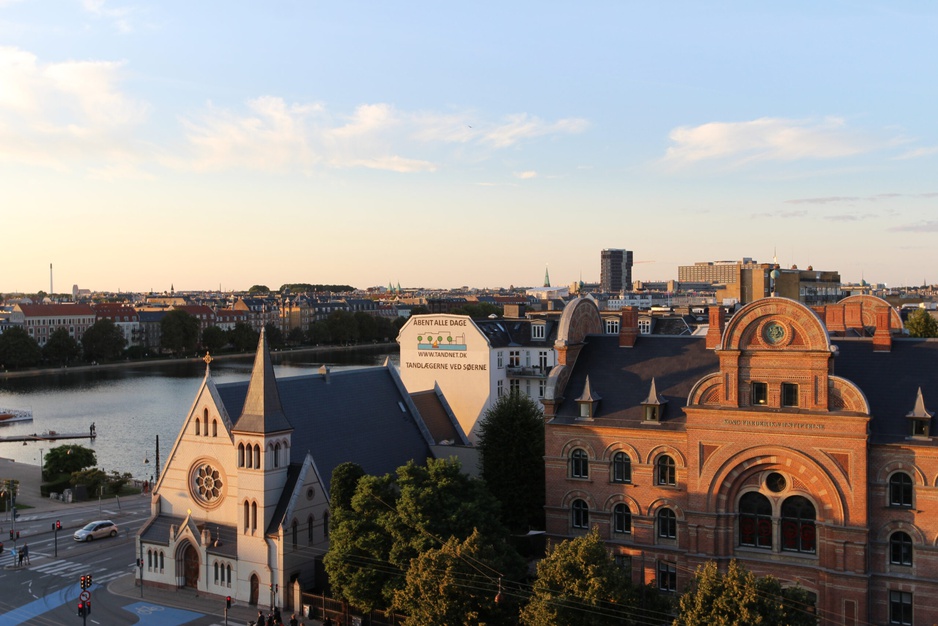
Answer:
706;306;726;349
619;306;639;348
873;306;892;352
824;304;846;334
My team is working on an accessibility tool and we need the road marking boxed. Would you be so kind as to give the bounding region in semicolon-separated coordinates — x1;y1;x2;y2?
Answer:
0;584;79;625
122;602;204;626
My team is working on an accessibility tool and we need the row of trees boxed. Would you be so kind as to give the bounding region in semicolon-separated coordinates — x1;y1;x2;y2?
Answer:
41;444;134;497
0;319;126;369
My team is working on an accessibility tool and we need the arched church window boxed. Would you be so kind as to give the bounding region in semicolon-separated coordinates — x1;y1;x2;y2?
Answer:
780;496;816;553
238;443;245;468
738;492;772;549
195;418;201;436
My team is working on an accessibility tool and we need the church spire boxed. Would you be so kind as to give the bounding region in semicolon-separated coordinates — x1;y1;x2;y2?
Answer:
544;264;551;288
235;328;292;434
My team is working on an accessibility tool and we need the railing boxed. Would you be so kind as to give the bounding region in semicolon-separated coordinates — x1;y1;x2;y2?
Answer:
506;365;547;379
299;593;405;626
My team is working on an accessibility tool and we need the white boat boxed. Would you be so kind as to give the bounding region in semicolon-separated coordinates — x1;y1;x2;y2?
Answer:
0;408;33;424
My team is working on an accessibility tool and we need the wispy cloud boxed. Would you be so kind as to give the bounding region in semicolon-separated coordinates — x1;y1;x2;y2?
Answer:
663;117;881;167
824;213;877;222
894;146;938;160
785;192;938;204
81;0;140;34
0;46;148;172
751;209;808;219
890;220;938;232
514;170;538;179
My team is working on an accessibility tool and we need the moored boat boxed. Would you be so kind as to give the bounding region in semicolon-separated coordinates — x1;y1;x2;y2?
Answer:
0;408;33;424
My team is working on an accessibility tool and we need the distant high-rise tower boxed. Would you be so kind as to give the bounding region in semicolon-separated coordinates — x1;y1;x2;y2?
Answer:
600;248;633;293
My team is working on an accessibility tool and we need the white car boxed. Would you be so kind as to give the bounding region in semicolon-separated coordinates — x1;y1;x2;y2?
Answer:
73;520;118;542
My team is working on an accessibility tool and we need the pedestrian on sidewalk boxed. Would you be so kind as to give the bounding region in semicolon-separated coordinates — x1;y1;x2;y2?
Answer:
22;542;29;565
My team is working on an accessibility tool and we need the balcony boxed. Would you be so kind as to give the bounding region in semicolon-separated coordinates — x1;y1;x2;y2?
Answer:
506;365;548;379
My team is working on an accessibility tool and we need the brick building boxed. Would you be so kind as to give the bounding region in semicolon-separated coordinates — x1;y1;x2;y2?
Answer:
542;295;938;625
10;303;96;346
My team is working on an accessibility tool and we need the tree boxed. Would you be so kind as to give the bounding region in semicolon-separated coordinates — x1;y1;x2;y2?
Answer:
248;285;270;294
394;530;515;626
230;322;259;352
354;311;378;343
452;302;503;318
287;327;306;346
161;309;200;355
328;310;359;344
201;325;228;353
70;467;108;494
0;326;42;369
674;560;816;626
478;391;546;533
42;327;81;366
906;309;938;338
521;529;645;626
81;318;127;362
44;444;97;479
264;323;284;350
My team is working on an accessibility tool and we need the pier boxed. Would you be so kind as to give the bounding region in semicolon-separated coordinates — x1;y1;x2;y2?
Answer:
0;423;97;444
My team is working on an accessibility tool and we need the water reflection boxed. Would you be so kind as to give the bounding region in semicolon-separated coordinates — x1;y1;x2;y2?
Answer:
0;346;398;477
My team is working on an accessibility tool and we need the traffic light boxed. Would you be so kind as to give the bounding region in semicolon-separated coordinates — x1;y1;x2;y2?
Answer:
86;600;91;615
56;520;61;530
80;575;87;590
77;602;85;617
87;574;93;587
136;558;143;568
226;596;232;609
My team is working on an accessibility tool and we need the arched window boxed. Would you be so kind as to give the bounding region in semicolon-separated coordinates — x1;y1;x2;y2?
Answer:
308;515;314;545
292;519;298;548
243;501;250;532
780;496;816;553
890;531;913;566
159;551;164;570
612;452;631;483
738;492;773;549
147;549;152;569
572;499;589;529
656;455;676;486
238;443;245;468
570;449;589;478
212;419;217;437
251;501;257;532
253;445;261;469
214;561;219;583
613;503;631;534
226;564;231;587
203;409;209;436
274;443;281;468
657;508;677;539
889;472;913;508
195;418;201;436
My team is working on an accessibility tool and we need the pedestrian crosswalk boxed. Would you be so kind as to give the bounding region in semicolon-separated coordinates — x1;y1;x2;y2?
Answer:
29;557;127;585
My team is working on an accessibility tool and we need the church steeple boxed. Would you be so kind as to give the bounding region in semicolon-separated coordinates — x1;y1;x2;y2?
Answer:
544;264;551;288
236;328;292;434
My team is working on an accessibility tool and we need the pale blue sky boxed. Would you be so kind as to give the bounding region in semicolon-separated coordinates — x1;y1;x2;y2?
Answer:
2;1;936;292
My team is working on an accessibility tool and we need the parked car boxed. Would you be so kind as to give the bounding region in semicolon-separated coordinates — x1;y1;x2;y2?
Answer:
73;520;118;542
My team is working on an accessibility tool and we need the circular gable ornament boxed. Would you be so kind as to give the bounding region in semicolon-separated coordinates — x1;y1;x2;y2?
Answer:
189;460;226;508
763;321;786;345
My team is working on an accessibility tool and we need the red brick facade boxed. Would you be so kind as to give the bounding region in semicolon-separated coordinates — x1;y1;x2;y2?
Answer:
545;296;938;625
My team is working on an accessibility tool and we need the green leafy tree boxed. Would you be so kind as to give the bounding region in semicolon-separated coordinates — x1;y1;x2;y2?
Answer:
230;322;259;352
81;318;127;362
287;327;306;346
308;320;332;344
107;470;133;494
906;308;938;338
521;529;643;626
70;467;108;494
478;391;546;533
248;285;270;294
452;303;503;318
330;462;366;513
160;309;200;355
328;310;359;344
264;323;284;349
394;530;516;626
0;326;42;369
201;325;228;353
674;560;816;626
354;311;378;342
44;444;97;479
42;327;81;366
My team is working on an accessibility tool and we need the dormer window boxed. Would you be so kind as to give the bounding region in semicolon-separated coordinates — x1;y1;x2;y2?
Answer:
906;387;933;438
575;376;601;420
642;378;667;422
531;324;545;340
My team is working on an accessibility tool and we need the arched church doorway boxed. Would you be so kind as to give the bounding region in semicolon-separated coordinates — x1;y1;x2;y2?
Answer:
183;544;200;588
250;574;260;605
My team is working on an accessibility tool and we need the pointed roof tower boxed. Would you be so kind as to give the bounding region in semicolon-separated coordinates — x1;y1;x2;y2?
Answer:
235;328;293;434
544;264;551;288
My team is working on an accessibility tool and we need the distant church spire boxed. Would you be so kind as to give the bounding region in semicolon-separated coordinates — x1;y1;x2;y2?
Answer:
544;264;551;288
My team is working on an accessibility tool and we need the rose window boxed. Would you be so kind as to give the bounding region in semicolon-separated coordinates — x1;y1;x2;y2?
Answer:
194;464;223;502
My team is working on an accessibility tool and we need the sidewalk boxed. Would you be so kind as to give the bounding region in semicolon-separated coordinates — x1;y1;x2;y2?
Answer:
108;573;323;625
0;456;68;515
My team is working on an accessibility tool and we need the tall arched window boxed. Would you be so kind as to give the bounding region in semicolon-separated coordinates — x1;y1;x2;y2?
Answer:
889;472;913;508
570;449;589;478
251;501;257;532
243;501;250;532
308;515;314;545
890;531;913;566
253;445;261;469
212;419;218;437
613;503;631;534
159;551;164;570
226;564;231;586
656;455;676;486
738;492;773;549
657;508;677;539
203;409;209;436
572;499;589;529
612;452;631;483
214;561;219;583
195;418;201;436
147;549;153;569
780;496;816;553
238;443;245;468
274;443;281;468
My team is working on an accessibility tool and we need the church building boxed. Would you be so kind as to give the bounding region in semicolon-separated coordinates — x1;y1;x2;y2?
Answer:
543;295;938;626
137;332;466;611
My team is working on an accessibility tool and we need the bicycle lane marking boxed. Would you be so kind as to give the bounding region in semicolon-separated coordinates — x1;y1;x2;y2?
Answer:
121;601;204;625
0;584;79;626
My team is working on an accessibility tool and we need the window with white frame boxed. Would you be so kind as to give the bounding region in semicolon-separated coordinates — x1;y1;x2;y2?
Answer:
605;318;620;334
532;324;545;340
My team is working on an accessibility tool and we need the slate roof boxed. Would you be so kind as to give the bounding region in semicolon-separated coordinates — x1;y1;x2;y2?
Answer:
552;334;938;446
215;366;434;494
138;515;239;559
266;463;302;536
233;330;292;434
473;318;559;348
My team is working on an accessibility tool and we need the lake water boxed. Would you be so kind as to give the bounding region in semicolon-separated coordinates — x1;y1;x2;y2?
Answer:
0;346;398;479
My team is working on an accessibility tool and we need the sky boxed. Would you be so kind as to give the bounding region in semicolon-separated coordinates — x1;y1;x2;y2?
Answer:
2;1;937;293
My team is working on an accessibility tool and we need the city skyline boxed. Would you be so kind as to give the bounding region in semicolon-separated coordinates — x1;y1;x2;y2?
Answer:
2;2;936;293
